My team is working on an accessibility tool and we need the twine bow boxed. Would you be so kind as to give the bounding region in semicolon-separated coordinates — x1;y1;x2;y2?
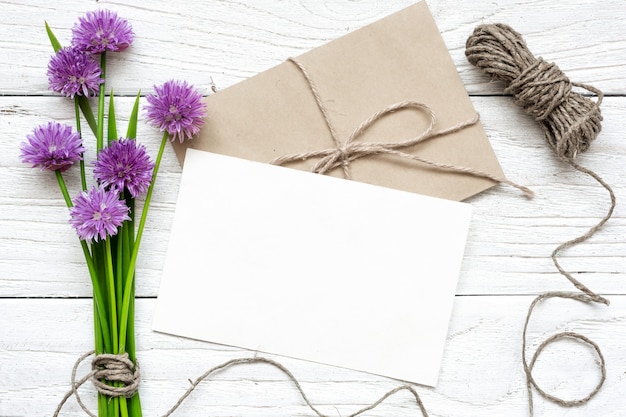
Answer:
271;57;533;198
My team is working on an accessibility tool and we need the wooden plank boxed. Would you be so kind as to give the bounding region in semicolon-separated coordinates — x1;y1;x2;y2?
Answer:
1;296;624;416
0;0;624;95
2;96;623;298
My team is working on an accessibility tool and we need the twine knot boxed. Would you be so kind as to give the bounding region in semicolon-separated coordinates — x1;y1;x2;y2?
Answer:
314;144;352;176
91;352;141;398
465;23;603;160
271;57;533;198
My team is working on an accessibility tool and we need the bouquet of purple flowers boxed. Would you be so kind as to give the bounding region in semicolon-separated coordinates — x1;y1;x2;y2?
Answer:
20;9;206;417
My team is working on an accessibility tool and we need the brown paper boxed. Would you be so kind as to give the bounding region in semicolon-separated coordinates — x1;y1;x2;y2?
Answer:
173;1;504;201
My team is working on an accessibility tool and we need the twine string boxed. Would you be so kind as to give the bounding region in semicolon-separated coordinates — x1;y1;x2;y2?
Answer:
54;354;430;417
271;57;533;198
466;23;615;416
551;157;616;304
522;292;607;412
53;351;141;417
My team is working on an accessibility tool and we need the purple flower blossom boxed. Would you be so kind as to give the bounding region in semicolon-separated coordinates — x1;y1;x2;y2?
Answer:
20;122;85;172
71;9;134;54
94;138;154;198
69;186;130;242
47;47;103;98
145;80;207;143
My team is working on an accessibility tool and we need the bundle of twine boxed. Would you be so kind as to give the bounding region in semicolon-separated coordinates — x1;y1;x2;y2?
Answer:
466;23;615;416
465;23;604;160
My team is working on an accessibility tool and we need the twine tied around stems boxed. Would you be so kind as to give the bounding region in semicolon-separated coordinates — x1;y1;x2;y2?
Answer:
53;351;140;417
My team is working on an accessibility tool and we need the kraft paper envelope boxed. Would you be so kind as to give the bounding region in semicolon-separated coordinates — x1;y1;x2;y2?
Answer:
153;148;473;386
172;1;504;201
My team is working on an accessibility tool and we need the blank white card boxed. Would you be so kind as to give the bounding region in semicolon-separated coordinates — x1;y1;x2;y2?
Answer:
153;148;472;386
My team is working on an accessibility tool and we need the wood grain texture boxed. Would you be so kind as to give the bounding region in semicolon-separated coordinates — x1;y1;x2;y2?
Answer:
2;97;623;298
0;1;624;416
0;0;624;96
2;297;625;417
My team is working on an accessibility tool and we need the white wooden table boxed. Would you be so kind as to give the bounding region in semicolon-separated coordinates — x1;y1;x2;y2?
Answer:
1;1;624;416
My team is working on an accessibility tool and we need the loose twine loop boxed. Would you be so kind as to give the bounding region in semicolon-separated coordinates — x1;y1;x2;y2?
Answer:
271;57;533;198
466;23;615;415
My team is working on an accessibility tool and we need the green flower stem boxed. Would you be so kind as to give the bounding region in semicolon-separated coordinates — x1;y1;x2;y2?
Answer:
54;170;74;217
108;90;117;145
124;195;136;361
116;229;124;320
99;393;107;417
104;238;123;417
85;247;112;353
126;288;141;417
118;131;169;353
124;197;142;417
74;100;87;191
126;281;136;358
55;170;112;352
97;52;107;152
77;96;98;138
94;303;104;354
104;238;118;354
95;307;108;417
116;195;130;323
129;391;142;417
118;394;128;417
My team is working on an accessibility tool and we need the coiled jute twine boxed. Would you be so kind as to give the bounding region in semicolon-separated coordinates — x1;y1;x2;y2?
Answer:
466;23;616;415
54;23;615;417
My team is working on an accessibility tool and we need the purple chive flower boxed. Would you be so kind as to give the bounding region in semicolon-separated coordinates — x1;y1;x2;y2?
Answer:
47;46;103;98
69;186;130;242
145;80;207;143
71;9;134;54
94;138;155;198
20;122;85;172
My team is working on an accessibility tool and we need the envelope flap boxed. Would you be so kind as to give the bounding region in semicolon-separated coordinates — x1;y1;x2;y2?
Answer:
174;1;504;201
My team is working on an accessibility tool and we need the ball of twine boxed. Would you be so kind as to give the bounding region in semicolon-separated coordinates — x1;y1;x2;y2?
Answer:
465;23;603;159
